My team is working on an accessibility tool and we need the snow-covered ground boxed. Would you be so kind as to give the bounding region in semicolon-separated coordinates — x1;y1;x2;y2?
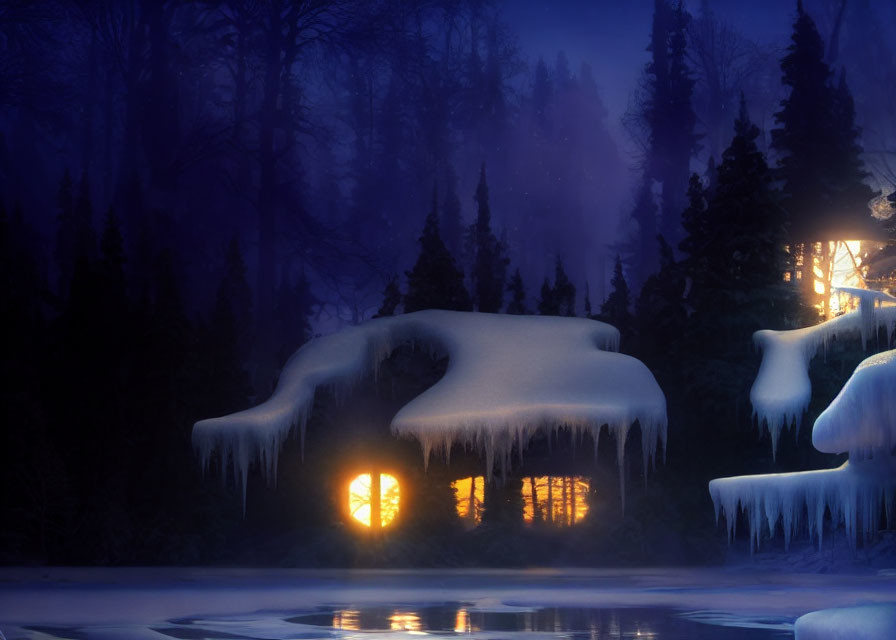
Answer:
1;567;894;639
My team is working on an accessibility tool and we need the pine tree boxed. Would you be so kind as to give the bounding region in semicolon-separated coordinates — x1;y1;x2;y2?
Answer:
441;164;464;259
583;280;593;318
713;97;785;292
471;164;508;313
630;178;659;289
375;276;402;318
405;187;472;313
552;257;576;316
679;173;710;302
537;277;557;316
505;268;527;314
537;257;575;316
771;1;875;245
635;237;686;359
681;97;795;331
600;256;633;334
658;1;698;245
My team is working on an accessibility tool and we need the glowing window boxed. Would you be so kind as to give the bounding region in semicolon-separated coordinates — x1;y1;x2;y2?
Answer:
452;476;485;526
522;476;589;525
349;473;400;528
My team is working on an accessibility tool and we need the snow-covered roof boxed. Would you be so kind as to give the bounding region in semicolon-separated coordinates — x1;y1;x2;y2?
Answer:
813;350;896;458
751;293;896;457
193;310;668;509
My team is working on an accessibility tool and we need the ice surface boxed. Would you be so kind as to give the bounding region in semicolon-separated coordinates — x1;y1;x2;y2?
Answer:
813;350;896;459
2;567;895;635
193;311;667;509
794;603;896;640
709;460;896;551
751;295;896;457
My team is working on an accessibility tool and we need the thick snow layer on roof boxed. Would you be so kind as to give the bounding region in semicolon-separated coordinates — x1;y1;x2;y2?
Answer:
813;350;896;458
709;459;896;551
751;298;896;457
795;604;896;640
193;310;667;509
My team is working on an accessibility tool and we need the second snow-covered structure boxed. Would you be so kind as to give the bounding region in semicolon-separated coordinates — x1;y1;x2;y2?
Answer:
710;290;896;551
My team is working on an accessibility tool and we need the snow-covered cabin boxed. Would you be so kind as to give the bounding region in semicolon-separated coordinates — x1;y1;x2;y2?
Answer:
193;310;667;530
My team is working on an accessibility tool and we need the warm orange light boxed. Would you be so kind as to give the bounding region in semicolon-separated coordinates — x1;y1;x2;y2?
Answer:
332;610;360;630
454;608;471;633
521;476;589;525
452;476;485;526
349;473;400;527
389;612;421;631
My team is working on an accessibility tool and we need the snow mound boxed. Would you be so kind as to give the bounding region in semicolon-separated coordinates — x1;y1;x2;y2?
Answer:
193;310;667;509
813;350;896;459
795;604;896;640
751;299;896;457
709;460;896;552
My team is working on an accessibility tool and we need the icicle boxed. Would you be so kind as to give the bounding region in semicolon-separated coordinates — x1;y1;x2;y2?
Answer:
192;310;666;511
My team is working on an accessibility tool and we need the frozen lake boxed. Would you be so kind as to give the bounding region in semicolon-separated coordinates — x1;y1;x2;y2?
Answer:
0;567;894;639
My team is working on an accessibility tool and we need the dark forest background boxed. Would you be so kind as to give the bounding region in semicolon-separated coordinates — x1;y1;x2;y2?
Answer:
1;0;895;566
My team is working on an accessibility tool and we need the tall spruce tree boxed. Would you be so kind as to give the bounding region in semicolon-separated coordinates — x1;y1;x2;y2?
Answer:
505;268;527;314
658;1;698;245
552;257;576;316
374;276;402;318
441;164;464;259
537;277;557;316
640;0;698;249
600;255;633;335
405;187;472;313
471;164;508;313
771;0;875;315
537;256;575;316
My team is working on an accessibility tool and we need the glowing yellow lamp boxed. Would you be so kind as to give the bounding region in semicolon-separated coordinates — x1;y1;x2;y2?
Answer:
349;473;400;528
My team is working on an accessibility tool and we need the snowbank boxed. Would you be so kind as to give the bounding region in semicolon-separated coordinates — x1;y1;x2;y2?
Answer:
795;604;896;640
751;296;896;457
813;350;896;459
193;310;667;509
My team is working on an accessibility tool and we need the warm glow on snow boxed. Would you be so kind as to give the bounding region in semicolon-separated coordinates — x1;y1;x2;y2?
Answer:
522;476;590;525
452;476;485;525
349;473;400;528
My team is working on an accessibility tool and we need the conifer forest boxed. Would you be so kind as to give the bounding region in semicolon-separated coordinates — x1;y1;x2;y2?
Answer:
3;0;896;579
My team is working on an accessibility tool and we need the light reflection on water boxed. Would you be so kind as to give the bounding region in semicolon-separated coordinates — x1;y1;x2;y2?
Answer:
297;605;790;639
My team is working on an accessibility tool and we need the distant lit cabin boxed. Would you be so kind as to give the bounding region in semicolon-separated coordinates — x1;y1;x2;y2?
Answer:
786;196;890;318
